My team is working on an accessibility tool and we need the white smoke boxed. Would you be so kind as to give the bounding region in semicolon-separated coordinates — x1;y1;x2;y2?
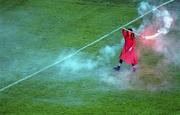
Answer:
99;45;120;64
56;46;118;74
138;2;174;39
54;44;140;89
137;1;180;65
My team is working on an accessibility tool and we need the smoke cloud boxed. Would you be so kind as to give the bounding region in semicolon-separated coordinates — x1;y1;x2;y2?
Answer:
137;1;180;65
54;44;140;89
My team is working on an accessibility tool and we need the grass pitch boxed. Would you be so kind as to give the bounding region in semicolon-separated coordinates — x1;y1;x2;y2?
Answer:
0;0;180;114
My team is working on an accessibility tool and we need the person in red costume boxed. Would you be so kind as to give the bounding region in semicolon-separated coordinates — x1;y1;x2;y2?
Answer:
114;28;138;72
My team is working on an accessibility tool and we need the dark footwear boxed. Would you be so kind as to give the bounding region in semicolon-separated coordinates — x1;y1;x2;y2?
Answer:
113;66;120;71
132;66;136;72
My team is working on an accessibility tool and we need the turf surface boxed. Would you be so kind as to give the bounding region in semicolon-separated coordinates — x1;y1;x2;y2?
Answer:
0;0;180;114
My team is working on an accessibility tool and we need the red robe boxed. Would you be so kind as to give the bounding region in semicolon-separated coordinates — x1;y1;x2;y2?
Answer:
119;29;138;65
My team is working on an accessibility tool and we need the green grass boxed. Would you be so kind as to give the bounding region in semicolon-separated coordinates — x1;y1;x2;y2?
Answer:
0;0;180;114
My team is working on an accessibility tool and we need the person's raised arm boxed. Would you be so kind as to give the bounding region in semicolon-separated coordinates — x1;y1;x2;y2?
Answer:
122;28;127;38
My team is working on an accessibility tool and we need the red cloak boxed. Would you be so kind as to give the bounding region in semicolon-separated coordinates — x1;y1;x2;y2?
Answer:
119;29;138;65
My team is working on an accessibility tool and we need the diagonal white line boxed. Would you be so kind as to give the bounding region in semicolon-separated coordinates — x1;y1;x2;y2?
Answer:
0;0;174;92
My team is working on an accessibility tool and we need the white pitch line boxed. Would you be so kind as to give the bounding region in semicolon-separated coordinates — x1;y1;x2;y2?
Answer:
0;0;174;92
